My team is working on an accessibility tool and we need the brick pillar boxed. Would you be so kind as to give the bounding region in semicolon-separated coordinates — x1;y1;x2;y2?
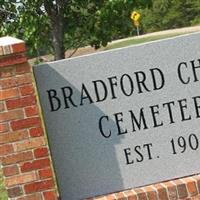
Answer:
0;36;58;200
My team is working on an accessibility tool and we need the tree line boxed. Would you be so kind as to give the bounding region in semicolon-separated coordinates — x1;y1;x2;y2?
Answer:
141;0;200;33
0;0;199;60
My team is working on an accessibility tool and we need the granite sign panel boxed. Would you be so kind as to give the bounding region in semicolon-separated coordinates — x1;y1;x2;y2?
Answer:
33;32;200;200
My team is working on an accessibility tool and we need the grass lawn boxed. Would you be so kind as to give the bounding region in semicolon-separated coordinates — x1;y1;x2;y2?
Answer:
0;169;7;200
105;33;183;50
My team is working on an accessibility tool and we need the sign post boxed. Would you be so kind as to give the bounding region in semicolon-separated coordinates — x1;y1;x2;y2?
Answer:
130;11;141;36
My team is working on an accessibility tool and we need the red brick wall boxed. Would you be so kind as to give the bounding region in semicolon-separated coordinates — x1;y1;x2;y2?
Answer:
87;175;200;200
1;36;200;200
0;37;58;200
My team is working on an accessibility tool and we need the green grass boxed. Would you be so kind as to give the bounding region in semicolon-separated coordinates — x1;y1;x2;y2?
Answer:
105;33;183;50
0;169;7;200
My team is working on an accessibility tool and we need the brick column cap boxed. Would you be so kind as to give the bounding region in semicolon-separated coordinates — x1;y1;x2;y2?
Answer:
0;36;26;56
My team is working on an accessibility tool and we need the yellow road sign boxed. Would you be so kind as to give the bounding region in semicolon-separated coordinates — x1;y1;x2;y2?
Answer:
131;11;140;21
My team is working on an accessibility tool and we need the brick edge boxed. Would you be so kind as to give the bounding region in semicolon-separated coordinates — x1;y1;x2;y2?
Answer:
87;174;200;200
0;38;26;56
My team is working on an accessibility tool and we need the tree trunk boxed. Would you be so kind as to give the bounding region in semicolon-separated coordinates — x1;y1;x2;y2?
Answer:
44;0;65;60
51;19;65;60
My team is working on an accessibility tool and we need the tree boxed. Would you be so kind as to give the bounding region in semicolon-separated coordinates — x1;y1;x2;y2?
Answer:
0;0;150;60
189;0;200;25
0;0;51;58
141;0;200;33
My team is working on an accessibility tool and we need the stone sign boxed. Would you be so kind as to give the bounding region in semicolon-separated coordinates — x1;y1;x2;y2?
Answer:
33;32;200;200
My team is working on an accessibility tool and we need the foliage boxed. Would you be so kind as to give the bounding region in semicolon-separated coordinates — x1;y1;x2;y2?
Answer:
0;0;50;57
0;0;150;59
1;0;199;60
78;0;150;49
141;0;200;33
190;0;200;25
0;169;7;200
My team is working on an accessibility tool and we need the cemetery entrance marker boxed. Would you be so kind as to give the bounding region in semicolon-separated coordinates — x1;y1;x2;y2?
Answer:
33;32;200;200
